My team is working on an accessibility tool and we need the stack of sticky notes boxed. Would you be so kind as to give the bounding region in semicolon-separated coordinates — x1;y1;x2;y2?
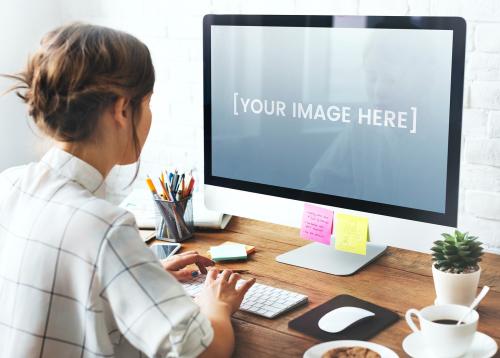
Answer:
208;241;255;262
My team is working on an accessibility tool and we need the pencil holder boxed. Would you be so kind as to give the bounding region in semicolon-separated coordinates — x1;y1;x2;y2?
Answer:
154;195;194;242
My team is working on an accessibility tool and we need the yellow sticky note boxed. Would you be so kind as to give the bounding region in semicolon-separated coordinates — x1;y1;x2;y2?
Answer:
334;213;369;255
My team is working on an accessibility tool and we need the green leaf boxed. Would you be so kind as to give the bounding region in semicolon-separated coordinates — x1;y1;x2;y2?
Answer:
441;233;452;239
445;248;458;255
446;255;460;262
445;238;456;245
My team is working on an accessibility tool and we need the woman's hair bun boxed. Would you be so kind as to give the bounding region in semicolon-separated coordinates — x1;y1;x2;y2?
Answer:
5;22;155;142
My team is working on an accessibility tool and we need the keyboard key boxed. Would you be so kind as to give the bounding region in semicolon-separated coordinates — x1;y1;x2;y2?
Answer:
182;275;308;318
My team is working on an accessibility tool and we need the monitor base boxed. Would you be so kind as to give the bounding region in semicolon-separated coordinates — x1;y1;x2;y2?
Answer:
276;242;387;276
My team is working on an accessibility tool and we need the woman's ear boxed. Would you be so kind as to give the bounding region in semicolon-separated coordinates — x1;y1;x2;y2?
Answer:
111;97;131;129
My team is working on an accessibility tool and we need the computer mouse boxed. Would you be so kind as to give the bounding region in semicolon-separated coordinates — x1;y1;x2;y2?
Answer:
318;306;375;333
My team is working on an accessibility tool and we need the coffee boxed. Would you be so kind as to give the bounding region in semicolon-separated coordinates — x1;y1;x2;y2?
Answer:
432;319;462;325
406;305;478;357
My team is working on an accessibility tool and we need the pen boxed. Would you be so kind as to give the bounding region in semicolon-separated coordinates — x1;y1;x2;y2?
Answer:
165;171;175;200
216;269;250;274
172;172;179;194
191;269;249;277
227;269;249;274
178;174;185;194
169;185;177;202
149;170;195;202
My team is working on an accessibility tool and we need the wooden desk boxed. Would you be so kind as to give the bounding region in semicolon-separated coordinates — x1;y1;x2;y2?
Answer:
143;217;500;357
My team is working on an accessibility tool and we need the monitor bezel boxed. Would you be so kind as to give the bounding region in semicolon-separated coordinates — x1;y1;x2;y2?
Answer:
203;15;465;227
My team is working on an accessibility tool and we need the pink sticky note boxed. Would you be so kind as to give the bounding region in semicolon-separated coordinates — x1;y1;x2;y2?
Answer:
300;203;334;245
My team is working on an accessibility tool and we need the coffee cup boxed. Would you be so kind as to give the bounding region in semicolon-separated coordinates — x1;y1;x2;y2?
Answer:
405;304;478;358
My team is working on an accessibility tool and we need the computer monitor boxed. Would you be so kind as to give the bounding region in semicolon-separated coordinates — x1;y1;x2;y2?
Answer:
203;15;466;275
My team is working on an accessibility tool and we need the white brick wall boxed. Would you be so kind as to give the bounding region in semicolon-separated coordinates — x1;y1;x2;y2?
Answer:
58;0;500;253
475;24;500;52
488;111;500;137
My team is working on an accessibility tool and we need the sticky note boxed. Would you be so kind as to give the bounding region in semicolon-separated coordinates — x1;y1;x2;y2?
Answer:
300;203;334;245
207;241;255;258
209;244;248;262
334;213;369;255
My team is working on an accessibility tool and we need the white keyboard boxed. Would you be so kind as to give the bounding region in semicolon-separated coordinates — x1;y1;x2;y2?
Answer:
182;275;308;318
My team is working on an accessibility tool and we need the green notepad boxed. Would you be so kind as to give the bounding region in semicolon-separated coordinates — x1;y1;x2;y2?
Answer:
209;244;248;262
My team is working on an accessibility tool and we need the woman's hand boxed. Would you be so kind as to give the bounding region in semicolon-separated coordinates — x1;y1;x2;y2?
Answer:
196;269;255;358
161;250;214;282
195;268;256;317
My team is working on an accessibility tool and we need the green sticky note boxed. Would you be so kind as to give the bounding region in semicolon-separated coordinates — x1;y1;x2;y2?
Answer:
334;213;369;255
209;244;248;262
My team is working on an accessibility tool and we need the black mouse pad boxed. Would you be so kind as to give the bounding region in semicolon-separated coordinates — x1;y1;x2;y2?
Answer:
288;294;399;341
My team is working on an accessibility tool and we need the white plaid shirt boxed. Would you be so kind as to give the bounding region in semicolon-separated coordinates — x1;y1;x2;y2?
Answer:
0;147;213;358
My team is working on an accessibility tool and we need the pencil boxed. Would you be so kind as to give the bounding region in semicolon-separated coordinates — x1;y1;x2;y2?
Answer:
232;269;249;274
186;177;195;196
146;176;158;196
159;177;170;200
214;269;249;274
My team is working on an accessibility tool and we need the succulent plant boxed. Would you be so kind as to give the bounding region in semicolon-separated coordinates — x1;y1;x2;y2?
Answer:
431;230;484;273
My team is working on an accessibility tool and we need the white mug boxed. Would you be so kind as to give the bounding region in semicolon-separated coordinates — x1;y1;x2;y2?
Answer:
405;304;478;358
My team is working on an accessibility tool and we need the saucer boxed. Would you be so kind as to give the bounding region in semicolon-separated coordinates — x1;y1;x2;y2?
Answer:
402;331;498;358
304;340;398;358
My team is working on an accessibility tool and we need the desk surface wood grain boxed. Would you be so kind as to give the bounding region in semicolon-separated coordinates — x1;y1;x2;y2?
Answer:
143;217;500;357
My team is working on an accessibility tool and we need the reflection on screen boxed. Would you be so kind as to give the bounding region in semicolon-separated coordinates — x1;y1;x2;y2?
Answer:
211;26;453;213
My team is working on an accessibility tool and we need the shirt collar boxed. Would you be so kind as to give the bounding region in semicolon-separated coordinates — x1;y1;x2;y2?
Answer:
41;147;106;197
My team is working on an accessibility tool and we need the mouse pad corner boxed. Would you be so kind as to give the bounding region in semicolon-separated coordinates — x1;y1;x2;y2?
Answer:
288;294;399;341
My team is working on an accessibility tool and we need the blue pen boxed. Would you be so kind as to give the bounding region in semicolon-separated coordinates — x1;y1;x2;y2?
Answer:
175;173;184;193
169;175;178;202
172;173;179;194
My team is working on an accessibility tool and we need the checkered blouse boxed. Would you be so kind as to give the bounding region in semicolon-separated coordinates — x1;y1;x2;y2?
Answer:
0;147;213;357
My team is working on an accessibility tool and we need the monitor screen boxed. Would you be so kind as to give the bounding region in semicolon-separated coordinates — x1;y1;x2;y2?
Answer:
204;16;465;226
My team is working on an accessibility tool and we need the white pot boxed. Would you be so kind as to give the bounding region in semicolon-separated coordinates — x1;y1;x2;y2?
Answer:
432;264;481;306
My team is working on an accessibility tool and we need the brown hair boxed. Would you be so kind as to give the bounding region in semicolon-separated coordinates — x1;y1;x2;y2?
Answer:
4;23;155;156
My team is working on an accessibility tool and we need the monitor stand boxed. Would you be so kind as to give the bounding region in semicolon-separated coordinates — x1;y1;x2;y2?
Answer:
276;242;387;276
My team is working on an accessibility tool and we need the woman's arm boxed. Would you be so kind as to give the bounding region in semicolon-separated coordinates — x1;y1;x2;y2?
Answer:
197;303;234;358
196;269;255;358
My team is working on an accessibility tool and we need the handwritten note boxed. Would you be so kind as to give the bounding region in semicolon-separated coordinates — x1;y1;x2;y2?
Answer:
334;213;369;255
300;203;333;245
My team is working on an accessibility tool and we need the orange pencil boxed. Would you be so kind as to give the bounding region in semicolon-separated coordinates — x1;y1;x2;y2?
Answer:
159;177;170;200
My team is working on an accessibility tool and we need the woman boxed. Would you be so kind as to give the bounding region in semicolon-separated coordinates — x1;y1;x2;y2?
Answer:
0;23;254;357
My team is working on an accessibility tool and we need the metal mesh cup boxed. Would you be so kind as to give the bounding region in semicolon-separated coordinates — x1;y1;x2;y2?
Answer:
154;195;194;242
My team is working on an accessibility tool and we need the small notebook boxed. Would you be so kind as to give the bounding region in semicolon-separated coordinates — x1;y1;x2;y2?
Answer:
288;294;399;341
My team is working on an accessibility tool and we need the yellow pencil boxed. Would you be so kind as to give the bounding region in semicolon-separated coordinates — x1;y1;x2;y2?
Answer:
145;176;158;195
